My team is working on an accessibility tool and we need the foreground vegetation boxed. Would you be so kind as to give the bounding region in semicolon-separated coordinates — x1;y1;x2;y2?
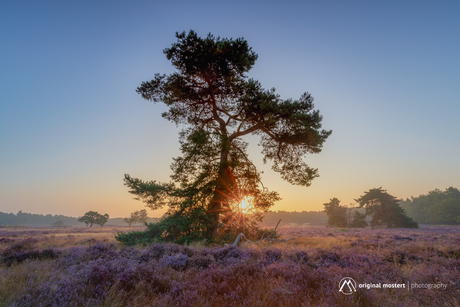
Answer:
1;225;459;306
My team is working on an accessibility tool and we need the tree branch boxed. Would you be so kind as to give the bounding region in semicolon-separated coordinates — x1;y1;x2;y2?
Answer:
229;123;261;141
232;143;267;191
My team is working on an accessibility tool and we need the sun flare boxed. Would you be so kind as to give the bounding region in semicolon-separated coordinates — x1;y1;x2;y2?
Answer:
239;196;253;214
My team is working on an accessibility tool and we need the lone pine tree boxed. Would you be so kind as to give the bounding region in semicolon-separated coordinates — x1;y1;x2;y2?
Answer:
121;30;331;244
356;188;418;228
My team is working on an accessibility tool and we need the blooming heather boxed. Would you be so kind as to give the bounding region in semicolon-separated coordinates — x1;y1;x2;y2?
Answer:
0;225;459;306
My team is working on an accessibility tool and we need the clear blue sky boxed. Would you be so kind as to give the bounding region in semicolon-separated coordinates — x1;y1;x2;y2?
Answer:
1;1;459;218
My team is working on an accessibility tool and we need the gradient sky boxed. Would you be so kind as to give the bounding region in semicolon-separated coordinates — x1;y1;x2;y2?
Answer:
1;1;459;218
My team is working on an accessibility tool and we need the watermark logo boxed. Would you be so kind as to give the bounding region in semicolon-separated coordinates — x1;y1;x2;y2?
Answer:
338;277;447;295
339;277;357;295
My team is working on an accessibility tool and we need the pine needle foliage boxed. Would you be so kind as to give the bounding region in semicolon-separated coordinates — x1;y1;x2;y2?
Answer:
356;188;418;228
120;30;331;244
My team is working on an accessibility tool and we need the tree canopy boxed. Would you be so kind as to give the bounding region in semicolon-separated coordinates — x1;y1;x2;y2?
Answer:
121;30;331;244
124;209;149;226
324;188;419;229
323;198;348;227
356;188;418;228
78;211;109;227
323;198;367;228
400;187;460;225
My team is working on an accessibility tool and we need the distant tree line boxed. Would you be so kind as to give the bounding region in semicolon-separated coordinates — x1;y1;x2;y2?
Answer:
0;211;159;226
324;188;418;228
400;187;460;225
3;187;457;228
0;211;81;226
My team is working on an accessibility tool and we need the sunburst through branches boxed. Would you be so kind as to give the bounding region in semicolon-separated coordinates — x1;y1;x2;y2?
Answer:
207;169;272;241
238;197;253;214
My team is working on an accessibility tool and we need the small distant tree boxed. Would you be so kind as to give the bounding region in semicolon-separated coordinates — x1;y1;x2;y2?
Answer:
355;188;418;228
137;209;148;224
124;209;149;226
323;198;348;227
123;217;135;227
78;211;109;227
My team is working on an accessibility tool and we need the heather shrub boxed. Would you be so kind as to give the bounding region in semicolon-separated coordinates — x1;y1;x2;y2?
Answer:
189;253;215;269
315;249;341;263
139;243;166;261
1;248;61;266
138;243;192;262
117;246;141;259
1;226;460;306
263;247;283;264
212;245;242;262
86;243;119;259
291;250;310;264
0;238;15;244
159;254;189;271
2;237;39;255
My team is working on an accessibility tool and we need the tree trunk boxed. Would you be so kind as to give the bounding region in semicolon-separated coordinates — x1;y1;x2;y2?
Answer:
206;140;233;239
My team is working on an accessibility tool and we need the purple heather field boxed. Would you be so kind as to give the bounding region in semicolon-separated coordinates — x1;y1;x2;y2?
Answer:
0;225;459;306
